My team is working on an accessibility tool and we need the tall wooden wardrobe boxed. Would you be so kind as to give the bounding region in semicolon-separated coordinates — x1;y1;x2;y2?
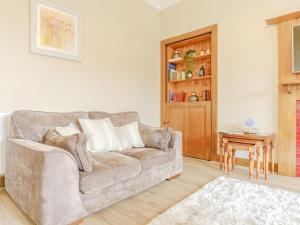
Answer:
161;25;218;160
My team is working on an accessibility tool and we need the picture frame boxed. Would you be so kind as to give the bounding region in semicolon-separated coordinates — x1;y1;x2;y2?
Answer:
30;0;82;61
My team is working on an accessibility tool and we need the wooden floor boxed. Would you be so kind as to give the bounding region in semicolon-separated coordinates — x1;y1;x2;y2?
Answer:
1;157;300;225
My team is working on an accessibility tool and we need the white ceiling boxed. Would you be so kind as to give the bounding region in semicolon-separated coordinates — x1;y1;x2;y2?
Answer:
144;0;184;10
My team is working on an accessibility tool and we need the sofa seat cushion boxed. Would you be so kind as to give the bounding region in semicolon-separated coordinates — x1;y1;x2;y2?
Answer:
118;148;176;172
80;152;141;194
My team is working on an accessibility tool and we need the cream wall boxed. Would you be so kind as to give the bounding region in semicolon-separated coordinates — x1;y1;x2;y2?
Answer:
0;0;160;174
0;0;160;125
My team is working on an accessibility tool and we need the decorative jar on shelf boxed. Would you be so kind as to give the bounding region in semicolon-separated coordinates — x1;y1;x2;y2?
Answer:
188;92;199;102
172;49;181;59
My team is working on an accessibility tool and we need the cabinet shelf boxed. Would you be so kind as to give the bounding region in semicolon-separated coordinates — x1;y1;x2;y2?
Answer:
168;76;211;84
168;54;211;64
167;101;211;106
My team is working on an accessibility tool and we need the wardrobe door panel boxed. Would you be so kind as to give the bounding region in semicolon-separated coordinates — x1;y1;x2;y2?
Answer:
168;105;187;155
186;103;211;160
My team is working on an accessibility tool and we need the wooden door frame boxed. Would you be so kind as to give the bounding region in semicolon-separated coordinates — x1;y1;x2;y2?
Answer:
160;24;218;160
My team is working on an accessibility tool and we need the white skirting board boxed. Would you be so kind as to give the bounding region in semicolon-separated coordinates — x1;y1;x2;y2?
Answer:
0;113;10;175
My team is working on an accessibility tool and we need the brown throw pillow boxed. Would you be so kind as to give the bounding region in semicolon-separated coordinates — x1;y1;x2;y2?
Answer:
43;129;93;172
141;128;172;151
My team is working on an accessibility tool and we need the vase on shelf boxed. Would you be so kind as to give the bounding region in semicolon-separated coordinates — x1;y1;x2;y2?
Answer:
189;92;199;102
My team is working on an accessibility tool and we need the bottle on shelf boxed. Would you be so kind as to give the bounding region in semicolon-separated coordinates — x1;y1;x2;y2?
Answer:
199;64;205;77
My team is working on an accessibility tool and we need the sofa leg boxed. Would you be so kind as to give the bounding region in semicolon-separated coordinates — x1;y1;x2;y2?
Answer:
167;173;181;181
68;218;84;225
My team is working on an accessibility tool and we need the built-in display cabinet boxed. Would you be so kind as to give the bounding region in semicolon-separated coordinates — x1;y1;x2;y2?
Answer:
160;25;218;160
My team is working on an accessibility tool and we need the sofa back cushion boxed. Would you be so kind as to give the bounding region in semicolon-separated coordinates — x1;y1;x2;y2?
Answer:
10;111;140;142
11;111;88;142
88;111;140;126
79;118;123;152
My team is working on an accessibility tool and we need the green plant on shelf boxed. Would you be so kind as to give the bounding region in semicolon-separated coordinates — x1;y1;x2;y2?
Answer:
183;50;196;79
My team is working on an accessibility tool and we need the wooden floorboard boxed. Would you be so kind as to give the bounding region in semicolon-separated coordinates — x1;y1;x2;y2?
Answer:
1;157;300;225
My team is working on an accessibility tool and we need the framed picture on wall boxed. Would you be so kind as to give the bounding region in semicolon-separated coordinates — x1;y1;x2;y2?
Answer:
30;0;82;61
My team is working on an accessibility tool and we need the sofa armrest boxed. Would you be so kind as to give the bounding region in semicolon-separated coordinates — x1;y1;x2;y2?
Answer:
5;138;87;225
169;131;183;160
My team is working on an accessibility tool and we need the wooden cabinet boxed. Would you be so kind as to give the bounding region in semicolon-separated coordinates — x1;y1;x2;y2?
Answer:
161;25;217;160
166;102;211;160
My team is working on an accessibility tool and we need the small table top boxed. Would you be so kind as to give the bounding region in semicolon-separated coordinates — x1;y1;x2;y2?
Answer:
219;131;274;138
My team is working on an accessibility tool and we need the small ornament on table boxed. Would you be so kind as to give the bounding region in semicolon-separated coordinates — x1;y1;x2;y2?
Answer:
243;118;259;134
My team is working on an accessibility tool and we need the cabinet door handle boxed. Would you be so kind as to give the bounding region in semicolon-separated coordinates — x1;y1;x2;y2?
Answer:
163;120;169;125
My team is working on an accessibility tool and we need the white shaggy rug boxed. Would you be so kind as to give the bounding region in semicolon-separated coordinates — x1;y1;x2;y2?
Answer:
147;177;300;225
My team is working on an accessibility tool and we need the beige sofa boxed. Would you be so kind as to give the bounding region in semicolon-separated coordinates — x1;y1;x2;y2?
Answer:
5;111;183;225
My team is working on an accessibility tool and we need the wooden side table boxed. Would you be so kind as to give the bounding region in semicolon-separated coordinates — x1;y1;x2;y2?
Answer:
219;132;275;180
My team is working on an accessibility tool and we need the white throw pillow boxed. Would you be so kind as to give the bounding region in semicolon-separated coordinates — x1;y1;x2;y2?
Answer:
115;122;145;149
56;123;80;136
79;118;123;152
